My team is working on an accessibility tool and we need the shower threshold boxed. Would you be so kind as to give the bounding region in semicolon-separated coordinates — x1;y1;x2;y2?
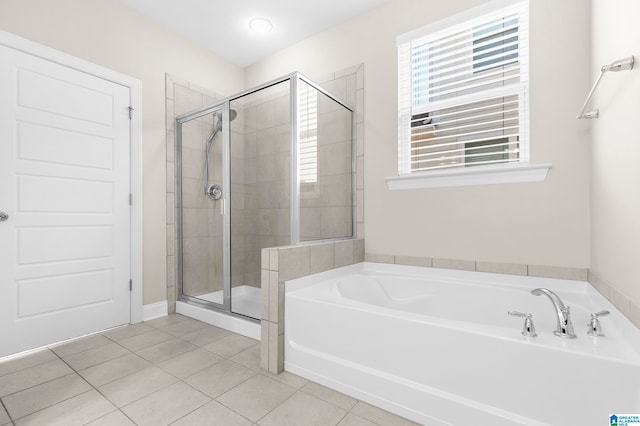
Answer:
196;285;261;319
176;285;261;340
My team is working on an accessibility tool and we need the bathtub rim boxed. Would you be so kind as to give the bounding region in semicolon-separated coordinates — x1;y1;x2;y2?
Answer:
285;262;640;366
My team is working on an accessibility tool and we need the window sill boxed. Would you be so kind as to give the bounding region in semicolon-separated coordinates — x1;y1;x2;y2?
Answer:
385;163;552;190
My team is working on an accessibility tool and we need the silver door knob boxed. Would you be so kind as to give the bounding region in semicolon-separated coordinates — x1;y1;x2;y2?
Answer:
0;212;8;222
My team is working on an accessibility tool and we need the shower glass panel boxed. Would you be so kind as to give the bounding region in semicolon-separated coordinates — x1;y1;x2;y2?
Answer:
176;73;354;323
299;81;353;241
229;81;291;318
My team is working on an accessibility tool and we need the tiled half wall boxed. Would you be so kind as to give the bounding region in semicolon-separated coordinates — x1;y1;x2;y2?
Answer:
260;239;365;373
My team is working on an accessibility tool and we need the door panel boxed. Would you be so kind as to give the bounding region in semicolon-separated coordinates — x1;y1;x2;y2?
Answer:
0;44;131;357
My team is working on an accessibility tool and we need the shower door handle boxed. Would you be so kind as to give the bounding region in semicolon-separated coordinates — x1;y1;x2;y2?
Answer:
0;212;8;222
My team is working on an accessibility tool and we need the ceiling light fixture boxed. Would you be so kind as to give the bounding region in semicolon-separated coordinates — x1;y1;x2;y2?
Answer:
249;18;273;34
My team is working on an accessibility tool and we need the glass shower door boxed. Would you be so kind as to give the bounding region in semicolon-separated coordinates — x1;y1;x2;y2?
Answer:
178;106;226;310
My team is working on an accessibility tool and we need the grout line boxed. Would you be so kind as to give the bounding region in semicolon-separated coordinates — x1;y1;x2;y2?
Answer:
0;368;76;401
0;397;14;425
51;340;166;424
7;389;96;424
253;387;299;424
0;349;58;380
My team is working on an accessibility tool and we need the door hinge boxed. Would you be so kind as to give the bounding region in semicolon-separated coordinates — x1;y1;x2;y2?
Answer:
128;106;134;120
129;279;132;291
129;193;133;206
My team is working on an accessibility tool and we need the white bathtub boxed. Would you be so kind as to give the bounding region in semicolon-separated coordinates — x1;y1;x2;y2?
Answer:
285;262;640;425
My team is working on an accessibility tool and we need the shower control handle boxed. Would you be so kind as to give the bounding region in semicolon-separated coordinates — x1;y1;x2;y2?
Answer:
508;311;537;337
206;184;222;201
0;212;8;222
587;310;610;337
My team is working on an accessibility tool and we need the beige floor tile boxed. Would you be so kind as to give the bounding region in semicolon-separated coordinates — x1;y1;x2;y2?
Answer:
301;382;357;411
118;330;174;352
172;400;253;426
144;314;189;329
184;360;255;398
203;334;259;358
0;359;73;397
14;390;115;426
62;342;130;371
121;381;210;426
98;366;178;407
229;345;261;371
102;323;154;342
158;318;209;337
180;325;230;347
337;413;378;426
135;338;197;364
3;373;91;419
0;349;58;378
85;410;135;425
0;403;9;424
78;353;151;387
266;371;309;389
157;348;222;379
258;391;348;426
350;402;418;426
50;334;112;358
217;374;296;422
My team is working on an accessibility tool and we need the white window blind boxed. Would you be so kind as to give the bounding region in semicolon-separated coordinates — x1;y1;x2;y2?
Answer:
397;1;529;175
298;83;318;184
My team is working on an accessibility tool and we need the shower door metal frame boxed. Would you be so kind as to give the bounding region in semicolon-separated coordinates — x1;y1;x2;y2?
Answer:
176;101;231;314
175;72;355;321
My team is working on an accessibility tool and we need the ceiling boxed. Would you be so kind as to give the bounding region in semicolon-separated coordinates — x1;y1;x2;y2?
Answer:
119;0;389;67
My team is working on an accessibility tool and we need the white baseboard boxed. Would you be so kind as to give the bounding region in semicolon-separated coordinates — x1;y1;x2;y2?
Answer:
143;301;168;321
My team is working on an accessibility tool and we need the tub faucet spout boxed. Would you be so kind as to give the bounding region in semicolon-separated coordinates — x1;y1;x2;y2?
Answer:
531;288;577;338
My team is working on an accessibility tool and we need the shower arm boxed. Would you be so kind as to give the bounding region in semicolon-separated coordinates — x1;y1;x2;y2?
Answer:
577;56;634;119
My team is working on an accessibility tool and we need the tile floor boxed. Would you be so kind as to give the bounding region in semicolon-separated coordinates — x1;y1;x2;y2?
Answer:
0;314;417;426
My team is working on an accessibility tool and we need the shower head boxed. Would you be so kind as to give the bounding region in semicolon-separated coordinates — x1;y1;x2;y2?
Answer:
215;109;238;123
207;108;239;145
602;56;634;72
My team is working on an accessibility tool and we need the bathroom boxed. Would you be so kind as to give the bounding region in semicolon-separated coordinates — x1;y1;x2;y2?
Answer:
0;0;638;424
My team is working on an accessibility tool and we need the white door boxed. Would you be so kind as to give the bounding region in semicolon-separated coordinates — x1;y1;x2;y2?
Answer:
0;44;131;357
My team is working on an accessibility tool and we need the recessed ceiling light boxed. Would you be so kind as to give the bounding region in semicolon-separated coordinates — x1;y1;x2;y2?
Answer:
249;18;273;34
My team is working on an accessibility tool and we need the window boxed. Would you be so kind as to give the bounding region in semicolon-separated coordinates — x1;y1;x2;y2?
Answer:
397;1;530;178
298;83;318;184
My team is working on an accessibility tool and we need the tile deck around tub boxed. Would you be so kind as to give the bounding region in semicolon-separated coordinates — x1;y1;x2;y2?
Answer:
0;314;418;426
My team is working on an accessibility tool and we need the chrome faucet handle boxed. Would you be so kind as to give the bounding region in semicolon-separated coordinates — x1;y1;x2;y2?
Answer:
508;311;537;337
587;310;610;337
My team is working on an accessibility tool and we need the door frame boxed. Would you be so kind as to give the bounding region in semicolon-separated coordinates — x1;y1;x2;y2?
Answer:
0;30;144;323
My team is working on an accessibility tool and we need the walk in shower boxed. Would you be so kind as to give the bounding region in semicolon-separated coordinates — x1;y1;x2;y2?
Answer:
175;73;354;324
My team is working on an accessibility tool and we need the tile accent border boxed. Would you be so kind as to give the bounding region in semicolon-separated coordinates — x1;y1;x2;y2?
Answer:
364;253;589;281
260;239;365;374
588;271;640;329
365;253;639;331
